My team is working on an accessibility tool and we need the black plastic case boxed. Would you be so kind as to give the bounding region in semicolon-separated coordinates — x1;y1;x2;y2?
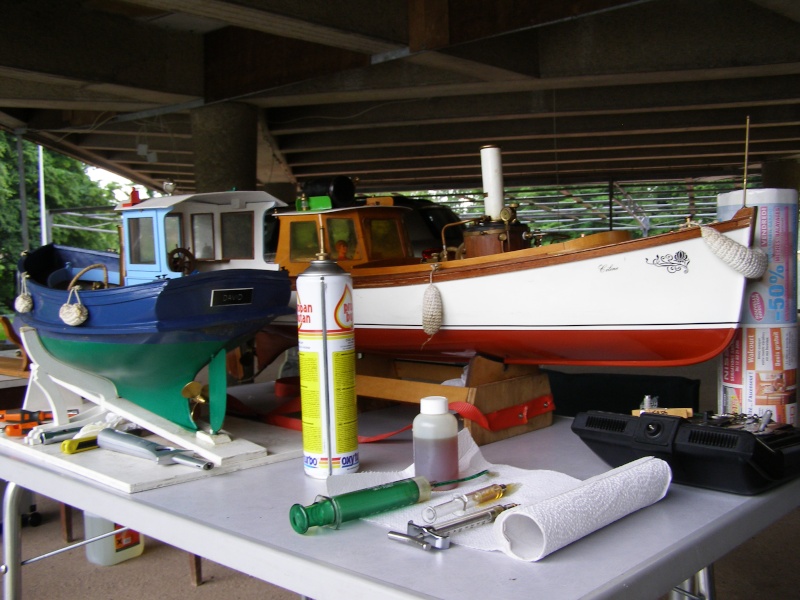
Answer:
571;411;800;495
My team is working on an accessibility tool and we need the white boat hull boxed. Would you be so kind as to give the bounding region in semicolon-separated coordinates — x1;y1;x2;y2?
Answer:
351;218;755;366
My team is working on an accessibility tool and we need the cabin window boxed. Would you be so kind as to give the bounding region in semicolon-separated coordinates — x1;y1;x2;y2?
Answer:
222;212;254;259
327;218;360;260
366;218;404;260
290;221;320;261
263;214;279;261
192;213;215;259
128;217;156;264
165;214;183;251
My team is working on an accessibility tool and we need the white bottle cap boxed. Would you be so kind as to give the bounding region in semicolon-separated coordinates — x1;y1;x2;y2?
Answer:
420;396;449;415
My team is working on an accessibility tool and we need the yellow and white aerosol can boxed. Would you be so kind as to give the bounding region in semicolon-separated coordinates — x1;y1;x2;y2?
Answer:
296;259;359;478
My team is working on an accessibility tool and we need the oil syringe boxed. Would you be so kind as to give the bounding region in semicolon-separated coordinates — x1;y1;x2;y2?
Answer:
422;483;509;523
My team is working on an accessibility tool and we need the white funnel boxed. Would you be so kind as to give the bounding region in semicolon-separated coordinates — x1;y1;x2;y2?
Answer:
480;145;504;220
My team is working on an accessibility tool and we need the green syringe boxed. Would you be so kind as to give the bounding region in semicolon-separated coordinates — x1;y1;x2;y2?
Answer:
290;476;432;534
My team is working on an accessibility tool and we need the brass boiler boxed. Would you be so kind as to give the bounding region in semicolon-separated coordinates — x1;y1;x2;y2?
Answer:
463;205;531;257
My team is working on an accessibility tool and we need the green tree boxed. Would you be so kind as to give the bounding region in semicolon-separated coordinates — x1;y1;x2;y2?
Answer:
0;131;121;313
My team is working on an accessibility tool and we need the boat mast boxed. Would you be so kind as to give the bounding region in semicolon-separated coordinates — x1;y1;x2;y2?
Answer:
742;115;750;207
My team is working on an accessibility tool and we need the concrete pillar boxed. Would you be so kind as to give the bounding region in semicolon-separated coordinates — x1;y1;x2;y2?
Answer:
191;103;258;192
762;159;800;192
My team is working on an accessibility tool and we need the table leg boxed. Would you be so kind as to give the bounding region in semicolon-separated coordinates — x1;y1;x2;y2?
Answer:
2;481;24;600
60;504;75;542
696;564;716;600
668;565;716;600
189;553;203;586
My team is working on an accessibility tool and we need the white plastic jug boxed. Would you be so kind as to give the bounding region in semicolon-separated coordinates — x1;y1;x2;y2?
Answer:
84;512;144;566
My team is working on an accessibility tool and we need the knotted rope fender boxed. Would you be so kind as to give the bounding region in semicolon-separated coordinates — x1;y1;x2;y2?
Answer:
700;225;768;279
59;286;88;326
421;264;443;348
57;263;109;326
14;273;33;313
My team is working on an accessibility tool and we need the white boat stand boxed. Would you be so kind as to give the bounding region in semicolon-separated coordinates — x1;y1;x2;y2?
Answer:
18;326;267;467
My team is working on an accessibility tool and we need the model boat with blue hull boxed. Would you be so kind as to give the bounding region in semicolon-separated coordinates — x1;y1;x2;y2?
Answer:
15;191;293;434
16;256;292;432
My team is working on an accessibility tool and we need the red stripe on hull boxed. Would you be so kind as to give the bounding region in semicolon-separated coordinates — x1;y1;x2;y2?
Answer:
353;327;736;367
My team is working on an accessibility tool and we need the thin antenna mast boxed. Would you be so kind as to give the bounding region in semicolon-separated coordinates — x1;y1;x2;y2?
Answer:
742;115;750;207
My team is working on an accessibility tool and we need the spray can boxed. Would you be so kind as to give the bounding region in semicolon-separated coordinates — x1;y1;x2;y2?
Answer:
296;259;359;478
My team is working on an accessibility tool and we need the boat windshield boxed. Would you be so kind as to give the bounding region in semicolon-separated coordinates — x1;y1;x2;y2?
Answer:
264;214;279;261
365;218;406;260
128;217;156;264
221;212;255;259
327;218;360;260
290;221;321;260
165;214;183;252
192;214;215;259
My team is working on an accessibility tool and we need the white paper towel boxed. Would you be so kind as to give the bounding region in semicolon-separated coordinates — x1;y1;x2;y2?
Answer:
494;455;672;561
327;429;671;561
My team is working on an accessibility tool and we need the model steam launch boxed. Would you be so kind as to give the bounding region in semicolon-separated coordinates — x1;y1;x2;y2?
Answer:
348;147;764;367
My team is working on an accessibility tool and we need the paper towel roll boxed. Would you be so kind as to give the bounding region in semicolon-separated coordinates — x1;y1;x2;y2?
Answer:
493;456;672;561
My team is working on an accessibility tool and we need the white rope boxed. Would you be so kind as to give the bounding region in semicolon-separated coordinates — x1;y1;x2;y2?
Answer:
59;286;89;326
701;226;768;279
14;273;33;313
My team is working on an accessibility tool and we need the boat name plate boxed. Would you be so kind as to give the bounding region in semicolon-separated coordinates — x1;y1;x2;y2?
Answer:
210;288;254;306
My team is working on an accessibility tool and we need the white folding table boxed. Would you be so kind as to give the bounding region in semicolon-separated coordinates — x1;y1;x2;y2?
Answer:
2;409;799;599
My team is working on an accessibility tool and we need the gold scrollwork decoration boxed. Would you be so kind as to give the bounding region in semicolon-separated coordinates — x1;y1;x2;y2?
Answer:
646;250;689;274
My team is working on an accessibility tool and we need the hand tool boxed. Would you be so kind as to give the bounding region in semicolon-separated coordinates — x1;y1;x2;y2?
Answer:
96;428;213;470
388;503;518;550
61;436;99;454
0;409;55;423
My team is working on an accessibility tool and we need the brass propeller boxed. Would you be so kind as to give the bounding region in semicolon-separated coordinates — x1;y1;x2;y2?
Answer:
181;381;210;421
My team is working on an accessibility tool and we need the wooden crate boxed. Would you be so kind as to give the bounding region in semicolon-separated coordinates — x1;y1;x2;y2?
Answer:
0;317;29;379
355;354;553;445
